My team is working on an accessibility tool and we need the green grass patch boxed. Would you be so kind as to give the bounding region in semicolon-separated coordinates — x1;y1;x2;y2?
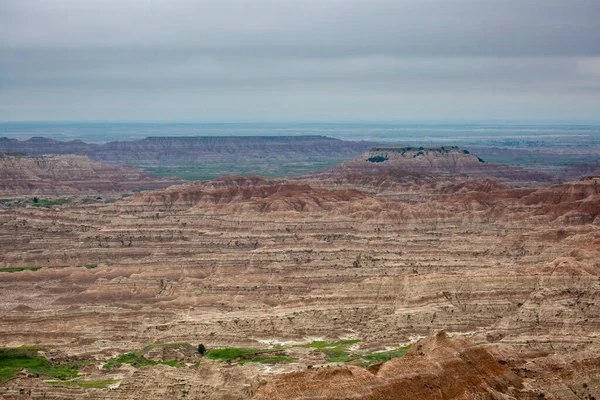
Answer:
361;344;412;364
103;343;192;370
206;348;271;361
324;351;352;363
29;198;71;208
46;379;119;389
0;347;79;383
303;339;361;363
0;264;99;273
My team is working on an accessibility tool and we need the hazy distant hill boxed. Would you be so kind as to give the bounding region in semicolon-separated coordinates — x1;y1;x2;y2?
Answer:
0;136;376;163
0;153;182;196
0;136;378;179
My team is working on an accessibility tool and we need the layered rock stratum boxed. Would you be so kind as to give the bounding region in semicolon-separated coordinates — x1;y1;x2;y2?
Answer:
0;153;183;196
0;147;599;399
312;146;555;185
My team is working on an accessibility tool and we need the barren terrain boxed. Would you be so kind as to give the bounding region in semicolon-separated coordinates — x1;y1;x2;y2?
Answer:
0;147;599;399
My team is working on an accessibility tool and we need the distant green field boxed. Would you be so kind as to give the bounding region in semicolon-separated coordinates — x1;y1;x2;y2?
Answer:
142;158;344;181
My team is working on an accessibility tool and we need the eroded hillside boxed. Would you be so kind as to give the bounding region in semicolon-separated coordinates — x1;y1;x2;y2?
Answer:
0;167;599;398
0;153;183;196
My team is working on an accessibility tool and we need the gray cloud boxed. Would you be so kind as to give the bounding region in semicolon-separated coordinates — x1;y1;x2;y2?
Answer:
1;0;599;121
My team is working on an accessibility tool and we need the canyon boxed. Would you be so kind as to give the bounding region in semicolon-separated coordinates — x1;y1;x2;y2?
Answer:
0;145;599;399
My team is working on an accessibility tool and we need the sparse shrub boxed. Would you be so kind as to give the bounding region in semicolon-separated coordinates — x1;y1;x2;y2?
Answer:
367;156;387;163
198;344;206;356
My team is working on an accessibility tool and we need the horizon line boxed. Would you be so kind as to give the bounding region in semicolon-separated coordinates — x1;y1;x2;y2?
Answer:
2;120;600;125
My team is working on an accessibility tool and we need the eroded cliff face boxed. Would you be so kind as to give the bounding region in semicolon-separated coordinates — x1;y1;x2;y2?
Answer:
0;153;183;196
0;175;599;398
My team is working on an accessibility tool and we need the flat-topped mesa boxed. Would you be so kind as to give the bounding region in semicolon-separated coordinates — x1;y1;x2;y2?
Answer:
320;145;554;184
363;146;486;172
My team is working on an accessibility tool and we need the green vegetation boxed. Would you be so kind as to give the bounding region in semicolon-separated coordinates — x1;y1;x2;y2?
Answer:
0;347;79;383
0;266;49;273
29;198;71;208
301;340;411;365
102;343;191;370
46;379;119;388
304;339;361;363
142;158;344;181
0;264;97;273
367;155;388;163
206;347;297;365
206;348;270;362
360;344;412;364
2;339;410;385
0;265;71;273
103;353;183;369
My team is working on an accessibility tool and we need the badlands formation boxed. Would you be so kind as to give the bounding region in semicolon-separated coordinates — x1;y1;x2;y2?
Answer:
0;153;182;196
0;147;599;399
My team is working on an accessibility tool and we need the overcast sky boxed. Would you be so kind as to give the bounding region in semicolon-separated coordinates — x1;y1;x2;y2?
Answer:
1;0;599;122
